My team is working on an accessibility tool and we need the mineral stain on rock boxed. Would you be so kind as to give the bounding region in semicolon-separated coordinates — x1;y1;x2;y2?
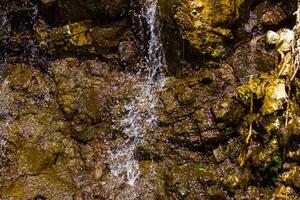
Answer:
0;0;299;199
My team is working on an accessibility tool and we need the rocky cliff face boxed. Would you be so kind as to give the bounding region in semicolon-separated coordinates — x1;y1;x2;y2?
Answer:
0;0;300;199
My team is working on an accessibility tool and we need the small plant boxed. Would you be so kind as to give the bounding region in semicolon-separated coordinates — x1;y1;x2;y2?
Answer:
177;181;189;197
194;163;204;171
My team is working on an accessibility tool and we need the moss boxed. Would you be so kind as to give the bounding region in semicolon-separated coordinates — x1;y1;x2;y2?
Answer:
282;166;300;189
86;0;99;12
237;75;264;102
261;116;282;134
273;184;300;199
287;117;300;137
177;181;189;197
206;185;226;199
194;163;205;171
17;145;56;174
75;130;94;143
8;64;33;88
212;98;233;119
2;167;77;199
212;45;227;58
173;118;196;134
222;169;250;192
212;98;244;126
237;73;287;115
172;0;238;56
2;178;25;198
268;155;283;180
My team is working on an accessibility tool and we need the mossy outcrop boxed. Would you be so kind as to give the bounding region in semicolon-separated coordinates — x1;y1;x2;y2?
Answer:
158;0;245;59
0;0;300;199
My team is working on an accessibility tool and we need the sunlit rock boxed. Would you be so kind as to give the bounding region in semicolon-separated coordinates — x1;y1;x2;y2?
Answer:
171;0;244;57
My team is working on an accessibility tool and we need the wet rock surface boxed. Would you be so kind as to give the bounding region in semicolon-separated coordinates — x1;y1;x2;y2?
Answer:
0;0;300;199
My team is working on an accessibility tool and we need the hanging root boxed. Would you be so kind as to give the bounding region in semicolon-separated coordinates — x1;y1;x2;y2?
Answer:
291;3;300;81
246;76;254;144
285;79;291;127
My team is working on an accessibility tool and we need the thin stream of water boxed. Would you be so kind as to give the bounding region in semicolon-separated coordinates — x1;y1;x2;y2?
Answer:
110;0;166;186
0;79;11;162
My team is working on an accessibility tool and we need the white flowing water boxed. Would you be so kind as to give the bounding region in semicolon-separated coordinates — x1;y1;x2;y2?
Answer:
110;0;165;186
0;79;11;161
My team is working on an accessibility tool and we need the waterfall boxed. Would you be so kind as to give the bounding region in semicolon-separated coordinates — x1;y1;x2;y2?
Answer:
0;79;11;163
110;0;165;186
